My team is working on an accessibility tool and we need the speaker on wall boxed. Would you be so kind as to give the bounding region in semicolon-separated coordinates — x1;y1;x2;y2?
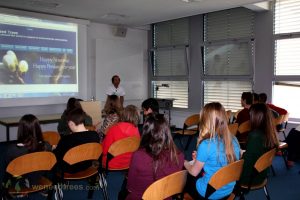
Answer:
113;26;127;37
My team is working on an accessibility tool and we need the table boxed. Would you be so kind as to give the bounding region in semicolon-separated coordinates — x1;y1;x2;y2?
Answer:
0;114;61;141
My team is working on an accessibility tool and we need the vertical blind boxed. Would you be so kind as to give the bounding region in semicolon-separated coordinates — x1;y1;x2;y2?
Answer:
203;7;254;111
151;18;189;108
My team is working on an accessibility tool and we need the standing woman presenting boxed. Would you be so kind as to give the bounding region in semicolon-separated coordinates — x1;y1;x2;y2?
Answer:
184;102;240;199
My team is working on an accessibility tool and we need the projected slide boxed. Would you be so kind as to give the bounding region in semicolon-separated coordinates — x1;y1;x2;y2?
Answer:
0;13;78;98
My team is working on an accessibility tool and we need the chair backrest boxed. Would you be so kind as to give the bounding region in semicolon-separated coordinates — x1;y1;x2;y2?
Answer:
238;120;251;134
85;125;96;131
106;136;140;170
205;159;244;199
142;170;187;200
6;152;57;177
183;114;199;129
228;123;239;136
43;131;61;146
63;143;102;165
226;110;232;122
254;148;276;173
108;136;140;157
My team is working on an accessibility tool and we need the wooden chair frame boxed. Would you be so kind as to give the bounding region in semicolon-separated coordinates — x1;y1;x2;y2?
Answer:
5;152;56;196
237;121;251;148
43;131;61;146
101;136;140;200
56;142;103;200
228;123;239;136
174;114;199;151
274;113;289;140
142;170;187;200
205;159;244;200
239;148;276;200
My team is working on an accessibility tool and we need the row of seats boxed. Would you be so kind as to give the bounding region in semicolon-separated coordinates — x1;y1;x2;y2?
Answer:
3;136;140;200
144;148;276;200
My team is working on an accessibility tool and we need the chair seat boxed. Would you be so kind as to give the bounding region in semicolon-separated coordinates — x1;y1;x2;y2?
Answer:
8;176;52;194
174;129;198;135
64;166;98;180
279;142;288;149
240;179;267;190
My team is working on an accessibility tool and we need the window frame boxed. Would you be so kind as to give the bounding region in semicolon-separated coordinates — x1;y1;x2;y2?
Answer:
149;20;190;109
273;0;300;120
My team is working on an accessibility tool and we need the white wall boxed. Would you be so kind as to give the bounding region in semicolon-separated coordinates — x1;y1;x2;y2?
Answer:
87;23;148;108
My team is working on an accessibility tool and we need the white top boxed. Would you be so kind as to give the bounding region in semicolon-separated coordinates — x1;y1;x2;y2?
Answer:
106;84;125;96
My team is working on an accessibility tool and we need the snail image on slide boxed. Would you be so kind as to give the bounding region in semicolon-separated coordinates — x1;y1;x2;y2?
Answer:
0;50;28;84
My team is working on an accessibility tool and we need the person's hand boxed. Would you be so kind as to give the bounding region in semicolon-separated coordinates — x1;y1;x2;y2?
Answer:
192;151;197;160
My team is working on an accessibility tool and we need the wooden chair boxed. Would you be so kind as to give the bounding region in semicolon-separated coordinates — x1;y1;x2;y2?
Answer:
237;121;251;149
100;136;140;200
238;148;276;200
226;110;232;123
142;170;187;200
205;159;244;200
4;152;56;197
183;160;244;200
278;141;289;170
274;113;289;140
228;123;239;136
173;114;199;151
43;131;61;146
56;143;103;199
85;125;96;131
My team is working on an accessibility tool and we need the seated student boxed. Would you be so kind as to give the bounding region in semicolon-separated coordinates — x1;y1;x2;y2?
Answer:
184;102;240;200
125;114;184;200
102;105;140;170
235;92;252;125
258;93;287;117
57;97;93;136
54;108;99;173
260;93;288;116
286;125;300;167
141;98;159;116
252;92;259;104
98;95;122;141
2;114;51;191
239;103;278;185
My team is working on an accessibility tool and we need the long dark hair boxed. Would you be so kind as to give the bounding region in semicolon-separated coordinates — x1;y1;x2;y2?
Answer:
17;114;44;152
140;114;180;174
249;103;278;149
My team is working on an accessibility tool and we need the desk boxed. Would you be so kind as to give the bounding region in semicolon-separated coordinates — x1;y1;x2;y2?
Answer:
0;114;61;141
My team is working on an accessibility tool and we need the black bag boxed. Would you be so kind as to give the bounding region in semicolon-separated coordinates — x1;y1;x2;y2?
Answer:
286;128;300;161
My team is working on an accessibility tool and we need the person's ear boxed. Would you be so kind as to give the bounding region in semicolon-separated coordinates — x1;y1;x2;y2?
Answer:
68;120;75;129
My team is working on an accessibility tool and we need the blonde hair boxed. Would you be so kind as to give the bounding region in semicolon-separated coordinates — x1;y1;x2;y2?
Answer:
198;102;237;163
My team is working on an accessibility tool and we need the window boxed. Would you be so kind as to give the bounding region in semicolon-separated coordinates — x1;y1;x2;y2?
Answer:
151;18;189;108
274;0;300;118
203;8;254;111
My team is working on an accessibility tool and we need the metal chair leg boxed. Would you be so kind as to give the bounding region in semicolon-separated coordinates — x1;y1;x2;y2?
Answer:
263;186;271;200
99;173;109;200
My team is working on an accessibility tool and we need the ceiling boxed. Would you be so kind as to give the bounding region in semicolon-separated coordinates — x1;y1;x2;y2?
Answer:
0;0;269;27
